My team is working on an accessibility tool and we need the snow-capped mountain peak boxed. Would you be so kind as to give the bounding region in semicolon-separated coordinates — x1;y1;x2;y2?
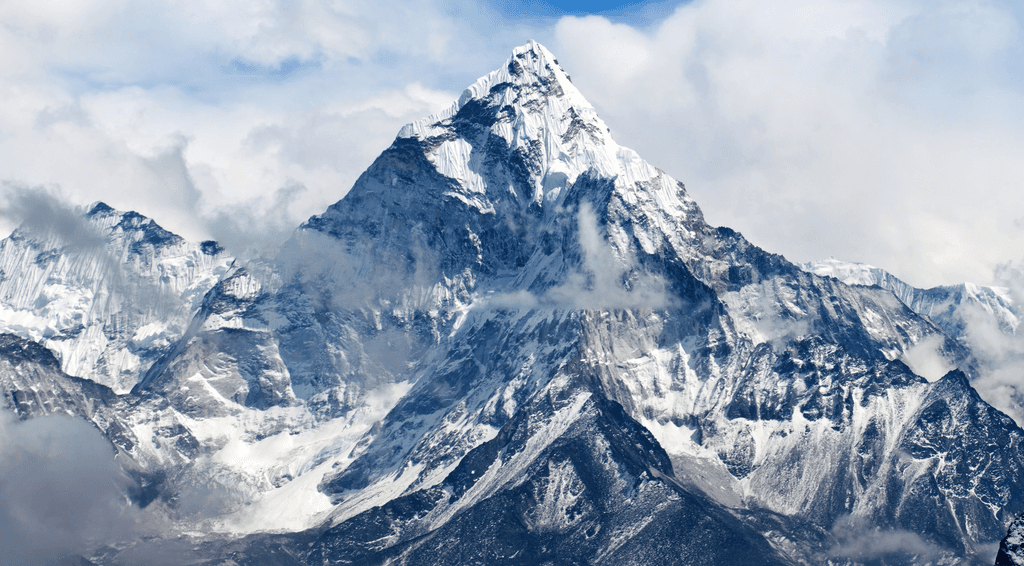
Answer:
399;40;593;141
396;41;660;209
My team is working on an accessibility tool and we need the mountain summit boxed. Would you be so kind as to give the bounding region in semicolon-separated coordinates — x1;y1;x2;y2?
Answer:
1;42;1022;565
395;39;624;204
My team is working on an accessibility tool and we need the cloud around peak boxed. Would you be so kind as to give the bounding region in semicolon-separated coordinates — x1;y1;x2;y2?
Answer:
550;0;1024;287
0;0;1022;287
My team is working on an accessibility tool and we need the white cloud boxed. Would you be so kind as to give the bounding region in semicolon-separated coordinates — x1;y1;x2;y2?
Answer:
0;0;526;251
552;0;1024;288
0;410;135;565
960;260;1024;425
0;0;1022;287
901;333;955;382
0;67;463;246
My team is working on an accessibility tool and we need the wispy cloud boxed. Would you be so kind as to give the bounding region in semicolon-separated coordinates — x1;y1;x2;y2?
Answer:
960;259;1024;425
901;333;956;382
0;184;105;250
828;515;942;563
489;203;673;310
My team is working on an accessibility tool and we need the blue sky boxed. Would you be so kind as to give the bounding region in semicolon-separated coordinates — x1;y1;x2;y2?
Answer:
0;0;1022;287
518;0;649;13
496;0;684;21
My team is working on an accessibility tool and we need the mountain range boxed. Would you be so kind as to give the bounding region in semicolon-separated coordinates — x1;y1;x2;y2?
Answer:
1;41;1022;566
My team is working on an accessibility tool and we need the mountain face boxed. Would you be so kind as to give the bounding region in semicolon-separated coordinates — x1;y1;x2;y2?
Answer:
0;203;232;393
2;41;1023;566
998;515;1024;565
802;258;1024;425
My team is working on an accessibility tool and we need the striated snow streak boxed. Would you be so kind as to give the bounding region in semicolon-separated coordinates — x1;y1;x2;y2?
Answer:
428;386;592;530
0;204;232;392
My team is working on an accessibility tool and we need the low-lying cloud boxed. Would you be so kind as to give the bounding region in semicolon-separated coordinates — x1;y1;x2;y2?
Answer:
488;203;673;311
0;410;135;565
958;259;1024;425
901;333;956;382
829;515;941;563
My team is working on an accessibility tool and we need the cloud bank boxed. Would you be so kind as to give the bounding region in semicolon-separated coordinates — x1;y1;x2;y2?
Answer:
550;0;1024;287
0;0;535;251
0;0;1021;288
0;410;134;565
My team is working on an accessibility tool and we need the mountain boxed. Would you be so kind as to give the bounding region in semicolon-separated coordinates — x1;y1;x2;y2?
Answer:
802;258;1024;425
2;41;1023;565
0;202;232;392
801;258;1020;346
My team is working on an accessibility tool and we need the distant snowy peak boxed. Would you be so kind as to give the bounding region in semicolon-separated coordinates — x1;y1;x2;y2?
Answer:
799;258;918;300
0;202;233;392
801;258;1020;337
85;201;185;250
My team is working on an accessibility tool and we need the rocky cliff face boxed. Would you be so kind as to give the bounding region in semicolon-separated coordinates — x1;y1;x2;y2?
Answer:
997;515;1024;565
1;42;1022;565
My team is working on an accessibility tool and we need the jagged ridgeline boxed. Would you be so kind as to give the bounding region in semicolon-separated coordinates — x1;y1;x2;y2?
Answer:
1;41;1022;566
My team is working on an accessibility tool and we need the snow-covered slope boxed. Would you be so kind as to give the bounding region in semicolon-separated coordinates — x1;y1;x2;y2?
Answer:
998;515;1024;565
802;258;1020;339
0;203;232;392
4;42;1024;566
803;258;1024;425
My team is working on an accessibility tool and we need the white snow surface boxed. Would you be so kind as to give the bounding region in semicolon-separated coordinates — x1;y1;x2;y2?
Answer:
0;205;232;392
